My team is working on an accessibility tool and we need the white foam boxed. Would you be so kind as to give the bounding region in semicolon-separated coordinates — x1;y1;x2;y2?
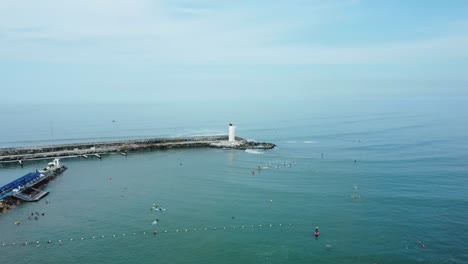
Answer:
303;140;317;144
245;149;264;155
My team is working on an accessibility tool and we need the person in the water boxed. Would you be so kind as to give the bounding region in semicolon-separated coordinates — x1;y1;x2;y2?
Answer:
314;226;320;237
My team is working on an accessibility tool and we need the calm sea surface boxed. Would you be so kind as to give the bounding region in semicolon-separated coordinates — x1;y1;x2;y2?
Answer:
0;99;467;264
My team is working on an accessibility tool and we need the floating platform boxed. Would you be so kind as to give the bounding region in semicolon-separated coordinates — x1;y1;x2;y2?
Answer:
12;188;49;202
0;159;66;201
0;136;275;163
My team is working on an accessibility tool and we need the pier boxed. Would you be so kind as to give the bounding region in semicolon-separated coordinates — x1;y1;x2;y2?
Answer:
0;172;42;199
0;159;67;201
0;136;275;163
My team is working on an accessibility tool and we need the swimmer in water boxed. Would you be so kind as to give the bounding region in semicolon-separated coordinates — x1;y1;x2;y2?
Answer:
314;226;320;238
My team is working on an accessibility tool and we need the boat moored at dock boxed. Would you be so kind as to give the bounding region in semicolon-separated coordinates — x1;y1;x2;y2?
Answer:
0;159;67;202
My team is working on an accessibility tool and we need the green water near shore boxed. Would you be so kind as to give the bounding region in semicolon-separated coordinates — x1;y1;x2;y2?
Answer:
1;100;467;263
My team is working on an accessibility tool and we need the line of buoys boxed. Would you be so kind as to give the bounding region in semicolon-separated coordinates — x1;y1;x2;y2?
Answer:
1;223;297;248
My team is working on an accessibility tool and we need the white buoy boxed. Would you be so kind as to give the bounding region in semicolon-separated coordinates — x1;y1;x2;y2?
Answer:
228;123;236;142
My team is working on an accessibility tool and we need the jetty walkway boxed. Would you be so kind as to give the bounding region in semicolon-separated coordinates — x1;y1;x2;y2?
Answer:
0;136;275;163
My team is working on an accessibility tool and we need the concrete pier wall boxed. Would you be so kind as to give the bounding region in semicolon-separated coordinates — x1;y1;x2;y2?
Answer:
0;136;275;163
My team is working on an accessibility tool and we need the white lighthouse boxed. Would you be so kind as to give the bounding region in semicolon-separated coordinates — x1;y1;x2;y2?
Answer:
228;123;236;142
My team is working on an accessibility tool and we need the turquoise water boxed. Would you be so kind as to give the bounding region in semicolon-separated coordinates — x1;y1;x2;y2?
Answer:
0;99;467;263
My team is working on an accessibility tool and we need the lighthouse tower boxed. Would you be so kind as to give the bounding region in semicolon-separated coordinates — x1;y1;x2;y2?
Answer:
228;123;236;142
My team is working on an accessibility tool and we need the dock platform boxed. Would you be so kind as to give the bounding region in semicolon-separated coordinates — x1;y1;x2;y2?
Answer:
0;159;66;202
12;188;49;202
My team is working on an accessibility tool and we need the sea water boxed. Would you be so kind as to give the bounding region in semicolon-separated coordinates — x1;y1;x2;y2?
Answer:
0;99;467;264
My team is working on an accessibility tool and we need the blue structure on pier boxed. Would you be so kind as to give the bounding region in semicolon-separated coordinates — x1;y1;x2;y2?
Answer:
0;172;41;199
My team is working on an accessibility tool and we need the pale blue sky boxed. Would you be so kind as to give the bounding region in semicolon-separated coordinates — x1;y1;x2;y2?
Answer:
1;0;467;103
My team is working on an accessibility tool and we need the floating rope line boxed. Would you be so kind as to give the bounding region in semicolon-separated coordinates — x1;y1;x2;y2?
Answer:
1;223;298;248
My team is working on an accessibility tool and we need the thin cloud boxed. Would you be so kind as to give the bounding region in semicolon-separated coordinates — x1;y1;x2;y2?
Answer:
0;0;467;65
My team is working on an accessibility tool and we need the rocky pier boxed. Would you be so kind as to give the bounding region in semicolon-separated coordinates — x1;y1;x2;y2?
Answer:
0;136;275;163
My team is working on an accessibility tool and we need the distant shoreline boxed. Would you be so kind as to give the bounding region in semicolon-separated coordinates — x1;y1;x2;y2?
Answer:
0;135;275;163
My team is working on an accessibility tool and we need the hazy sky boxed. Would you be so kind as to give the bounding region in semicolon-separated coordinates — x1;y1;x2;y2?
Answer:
1;0;467;103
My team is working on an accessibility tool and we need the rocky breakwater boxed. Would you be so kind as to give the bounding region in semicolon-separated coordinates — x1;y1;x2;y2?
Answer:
0;136;275;163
